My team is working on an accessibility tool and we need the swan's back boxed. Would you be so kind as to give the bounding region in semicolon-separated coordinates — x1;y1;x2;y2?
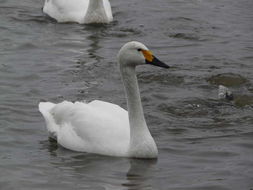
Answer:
39;100;130;156
43;0;113;24
43;0;88;23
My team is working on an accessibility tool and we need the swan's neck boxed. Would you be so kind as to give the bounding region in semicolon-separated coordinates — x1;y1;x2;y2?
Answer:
120;66;158;158
84;0;109;23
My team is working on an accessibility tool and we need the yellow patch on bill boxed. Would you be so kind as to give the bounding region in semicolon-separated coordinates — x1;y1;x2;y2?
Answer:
141;50;154;62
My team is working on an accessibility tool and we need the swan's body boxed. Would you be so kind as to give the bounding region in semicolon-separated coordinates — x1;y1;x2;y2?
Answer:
39;41;169;158
43;0;113;24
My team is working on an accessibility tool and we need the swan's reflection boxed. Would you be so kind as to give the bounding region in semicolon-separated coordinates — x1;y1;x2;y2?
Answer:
123;159;157;190
78;24;111;65
41;139;157;190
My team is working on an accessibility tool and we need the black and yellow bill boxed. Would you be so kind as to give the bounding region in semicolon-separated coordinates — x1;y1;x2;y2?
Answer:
141;50;169;68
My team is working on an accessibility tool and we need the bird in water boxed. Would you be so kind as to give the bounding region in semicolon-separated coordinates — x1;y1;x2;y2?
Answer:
39;41;169;158
218;85;234;101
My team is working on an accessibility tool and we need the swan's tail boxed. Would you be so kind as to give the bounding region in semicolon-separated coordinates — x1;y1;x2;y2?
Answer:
38;102;58;139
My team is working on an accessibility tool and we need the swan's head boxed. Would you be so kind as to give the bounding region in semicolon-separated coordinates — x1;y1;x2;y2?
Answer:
117;41;169;69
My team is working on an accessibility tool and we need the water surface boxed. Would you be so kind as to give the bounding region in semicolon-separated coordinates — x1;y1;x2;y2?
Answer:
0;0;253;189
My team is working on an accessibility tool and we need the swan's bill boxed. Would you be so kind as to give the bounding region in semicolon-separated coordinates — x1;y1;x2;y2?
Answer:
142;50;169;68
141;50;153;62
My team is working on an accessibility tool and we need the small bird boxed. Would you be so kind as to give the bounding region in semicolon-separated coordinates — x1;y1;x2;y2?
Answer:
218;85;234;101
39;41;169;158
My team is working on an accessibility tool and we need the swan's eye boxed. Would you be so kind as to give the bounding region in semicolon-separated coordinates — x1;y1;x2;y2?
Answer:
137;48;142;52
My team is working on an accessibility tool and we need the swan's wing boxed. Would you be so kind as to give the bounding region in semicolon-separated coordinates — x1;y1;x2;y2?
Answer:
39;100;130;156
43;0;89;23
88;100;126;118
103;0;113;22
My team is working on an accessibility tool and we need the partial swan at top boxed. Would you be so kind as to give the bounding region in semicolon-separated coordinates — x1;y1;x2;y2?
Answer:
43;0;113;24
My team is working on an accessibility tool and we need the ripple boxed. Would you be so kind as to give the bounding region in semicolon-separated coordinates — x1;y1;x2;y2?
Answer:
158;98;230;118
105;27;142;38
169;17;194;22
16;43;38;50
192;150;239;158
169;32;201;41
138;72;184;85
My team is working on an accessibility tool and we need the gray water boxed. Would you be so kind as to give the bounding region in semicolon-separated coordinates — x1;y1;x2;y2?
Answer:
0;0;253;189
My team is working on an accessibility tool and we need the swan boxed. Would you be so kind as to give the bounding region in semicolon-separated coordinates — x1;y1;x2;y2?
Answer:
39;41;169;158
43;0;113;24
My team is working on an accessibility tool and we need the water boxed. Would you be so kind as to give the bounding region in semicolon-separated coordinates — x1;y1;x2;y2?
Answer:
0;0;253;189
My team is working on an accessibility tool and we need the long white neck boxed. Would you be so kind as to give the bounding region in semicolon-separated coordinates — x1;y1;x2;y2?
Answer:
120;65;158;158
84;0;109;23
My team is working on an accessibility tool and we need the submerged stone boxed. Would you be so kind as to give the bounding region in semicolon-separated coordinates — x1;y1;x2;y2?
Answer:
234;95;253;107
207;73;248;87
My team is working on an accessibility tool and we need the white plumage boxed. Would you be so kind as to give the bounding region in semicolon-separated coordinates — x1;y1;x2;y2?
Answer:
39;41;169;158
43;0;113;24
39;100;129;155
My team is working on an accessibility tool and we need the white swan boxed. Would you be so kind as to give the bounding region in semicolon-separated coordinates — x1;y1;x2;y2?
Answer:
43;0;113;24
39;41;169;158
